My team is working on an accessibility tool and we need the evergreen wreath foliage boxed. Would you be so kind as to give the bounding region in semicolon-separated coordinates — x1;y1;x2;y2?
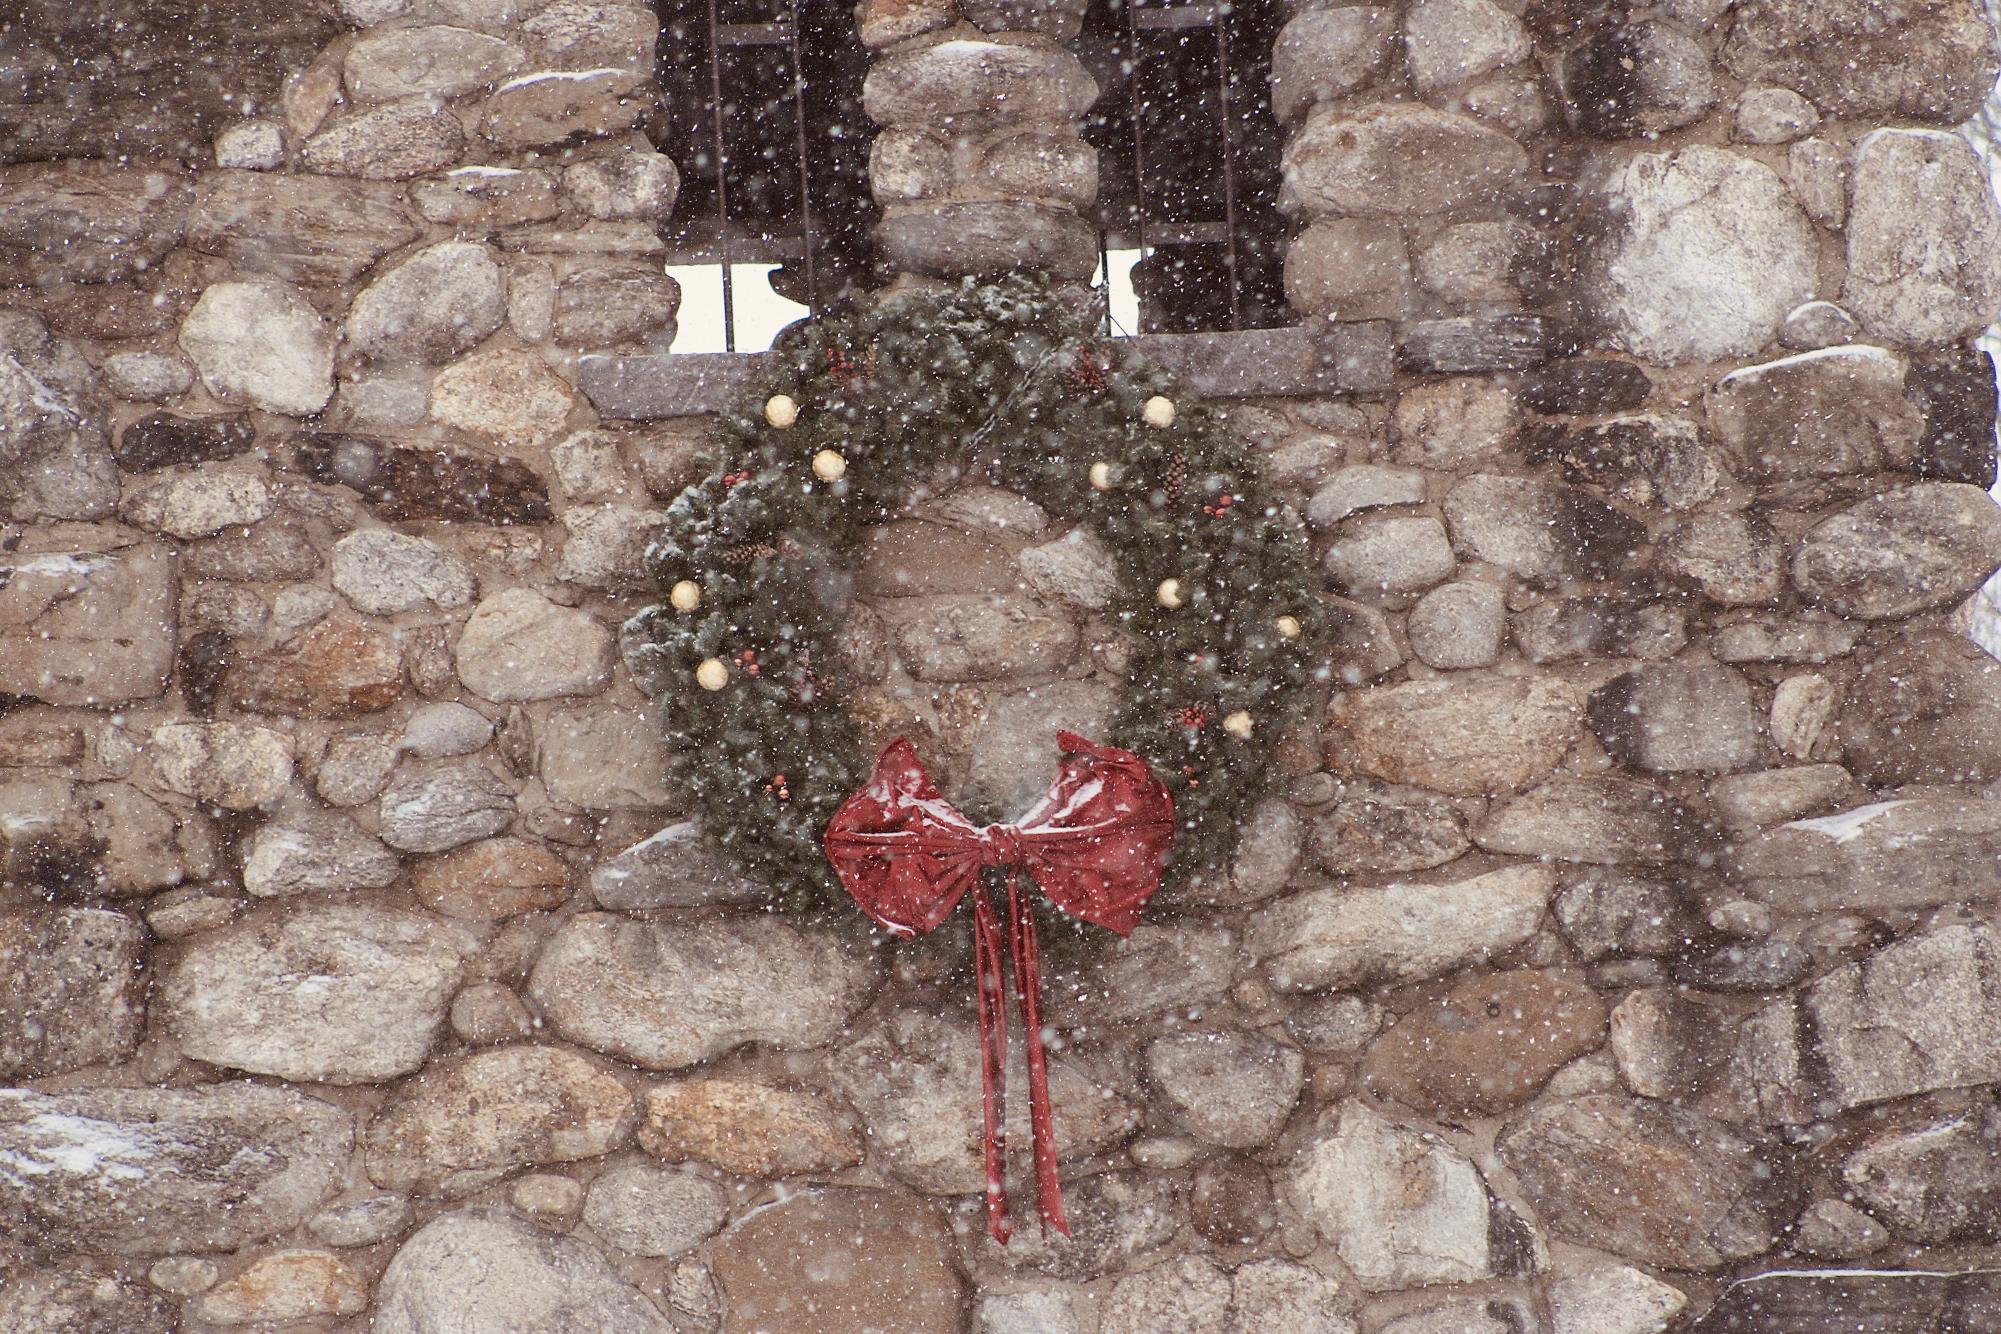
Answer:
632;274;1324;918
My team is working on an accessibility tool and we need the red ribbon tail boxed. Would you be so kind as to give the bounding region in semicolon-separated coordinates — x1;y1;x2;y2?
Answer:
1008;874;1069;1238
972;882;1011;1246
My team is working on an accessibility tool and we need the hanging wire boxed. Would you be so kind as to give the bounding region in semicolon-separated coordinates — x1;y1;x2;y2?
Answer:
787;0;819;318
704;0;735;351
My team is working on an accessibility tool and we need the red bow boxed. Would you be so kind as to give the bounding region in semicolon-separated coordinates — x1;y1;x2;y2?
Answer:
823;731;1175;1244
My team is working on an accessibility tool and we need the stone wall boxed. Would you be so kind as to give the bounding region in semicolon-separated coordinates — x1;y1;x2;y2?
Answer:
6;0;2001;1331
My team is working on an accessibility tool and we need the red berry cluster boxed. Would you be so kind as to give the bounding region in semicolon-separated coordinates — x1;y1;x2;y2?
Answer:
1065;345;1108;393
1177;705;1210;731
722;466;754;488
1201;493;1236;517
734;648;761;677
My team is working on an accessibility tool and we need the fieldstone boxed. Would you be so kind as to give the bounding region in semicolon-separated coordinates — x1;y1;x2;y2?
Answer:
1270;6;1395;122
227;615;404;720
1405;318;1574;377
0;545;176;707
1735;86;1820;145
451;981;534;1044
710;1189;963;1334
303;99;466;179
456;588;613;702
1408;581;1506;669
590;820;765;909
1043;920;1236;1027
640;1077;863;1178
563;148;680;220
553;265;681;347
1840;1103;2001;1243
0;907;146;1078
581;1162;728;1259
1711;614;1861;664
1792;1198;1891;1259
308;1193;414;1247
316;735;399;807
1308;779;1474;876
1307;465;1426;529
1100;1256;1232;1334
378;762;516;853
1687;1270;2001;1331
1442;474;1643;581
162;902;464;1083
530;913;877;1070
0;163;190;283
190;171;421;285
554;502;665;589
376;1209;671;1333
1289;1101;1515;1291
1499;1093;1784;1268
1909;343;2001;487
1584;147;1816;363
411;165;561;227
1709;764;1860;832
1328;673;1585;796
877;201;1098;281
1657;512;1786;606
1475;776;1698;865
1534;414;1721;512
82;782;195;896
1554;869;1700;961
0;1084;350;1256
365;1044;635;1193
241;806;400;897
1392;378;1517;469
0;312;119;522
892;594;1078;681
196;1250;369;1325
116;412;253;477
1249;864;1557;992
411;836;567;919
1414;219;1526;304
344;25;524;101
1728;798;2001;914
179;281;335;416
518;0;658;71
7;1261;177;1330
1147;1032;1304;1148
402;701;494;758
1324;513;1456;595
1284;218;1414;320
145;721;293;809
1587;663;1766;775
1793;483;2001;619
430;347;576;448
1609;987;1726;1101
1713;918;2001;1124
1325;596;1405;683
864;39;1094;126
1770;673;1837;762
1559;22;1717;137
345;241;507;366
1405;0;1530;97
122;467;273;540
1190;1158;1279;1247
101;352;195;405
1016;527;1118;610
1843;631;2001;785
1512;598;1687;665
1845;129;2001;348
183;520;321;582
479;68;654;149
1222;797;1302;903
826;1006;1139;1194
1364;970;1608;1115
1723;0;2000;125
293;432;552;524
1779;302;1859;351
1708;346;1924;481
539;703;677;809
1284;103;1526;219
980;1290;1086;1334
1550;1265;1689;1334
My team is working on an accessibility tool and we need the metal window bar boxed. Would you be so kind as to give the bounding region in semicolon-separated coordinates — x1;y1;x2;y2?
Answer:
1089;0;1286;336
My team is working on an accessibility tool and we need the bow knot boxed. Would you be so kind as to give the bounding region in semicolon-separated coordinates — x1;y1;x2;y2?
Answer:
977;823;1025;868
823;731;1175;1245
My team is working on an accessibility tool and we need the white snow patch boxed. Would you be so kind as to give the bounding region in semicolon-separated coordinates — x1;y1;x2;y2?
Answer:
447;166;525;178
495;68;628;92
0;1112;158;1183
1786;800;1912;845
1715;343;1905;386
4;354;80;421
931;39;1011;56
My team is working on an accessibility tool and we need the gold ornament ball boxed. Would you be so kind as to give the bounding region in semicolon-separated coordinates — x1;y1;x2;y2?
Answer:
1089;460;1116;491
694;658;730;691
1142;395;1176;429
1155;578;1184;609
764;394;799;428
1275;614;1302;640
1222;710;1254;739
669;580;703;612
811;448;847;482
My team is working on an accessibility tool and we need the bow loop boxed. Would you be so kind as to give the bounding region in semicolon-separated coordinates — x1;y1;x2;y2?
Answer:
822;733;1175;1246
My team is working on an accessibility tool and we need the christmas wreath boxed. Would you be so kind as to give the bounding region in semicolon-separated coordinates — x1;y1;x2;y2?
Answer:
631;274;1323;917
